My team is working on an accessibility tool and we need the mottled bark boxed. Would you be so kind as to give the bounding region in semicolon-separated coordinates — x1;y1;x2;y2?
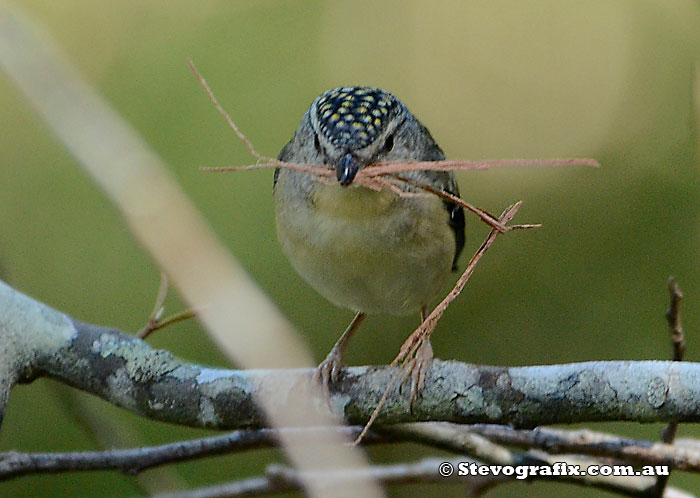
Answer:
1;279;700;432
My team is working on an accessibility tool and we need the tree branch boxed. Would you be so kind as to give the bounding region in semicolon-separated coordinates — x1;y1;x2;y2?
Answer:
147;457;694;498
0;427;385;480
149;458;490;498
455;424;700;471
655;277;688;496
6;423;700;481
3;278;700;434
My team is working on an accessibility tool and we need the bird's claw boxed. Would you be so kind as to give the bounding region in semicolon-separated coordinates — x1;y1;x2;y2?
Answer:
313;348;344;396
400;339;434;407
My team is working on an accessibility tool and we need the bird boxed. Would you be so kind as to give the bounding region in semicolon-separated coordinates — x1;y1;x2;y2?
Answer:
273;86;465;396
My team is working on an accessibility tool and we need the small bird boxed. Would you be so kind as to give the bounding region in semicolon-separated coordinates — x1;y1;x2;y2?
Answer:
273;86;464;395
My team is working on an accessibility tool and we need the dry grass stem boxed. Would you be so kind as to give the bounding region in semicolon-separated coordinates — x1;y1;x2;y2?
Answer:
202;157;598;227
191;58;598;233
189;53;527;294
188;60;274;164
363;157;600;175
395;175;509;232
202;161;331;176
203;156;600;176
395;202;522;365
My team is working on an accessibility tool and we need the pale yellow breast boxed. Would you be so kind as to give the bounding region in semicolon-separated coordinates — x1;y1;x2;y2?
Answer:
314;183;396;218
275;179;455;315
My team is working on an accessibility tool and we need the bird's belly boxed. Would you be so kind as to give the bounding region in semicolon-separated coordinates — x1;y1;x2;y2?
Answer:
275;185;454;315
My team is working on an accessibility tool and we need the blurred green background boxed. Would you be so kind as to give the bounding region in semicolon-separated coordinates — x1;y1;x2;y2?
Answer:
1;0;700;496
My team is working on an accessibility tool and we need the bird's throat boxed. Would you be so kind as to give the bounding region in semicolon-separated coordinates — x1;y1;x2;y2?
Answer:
313;183;395;218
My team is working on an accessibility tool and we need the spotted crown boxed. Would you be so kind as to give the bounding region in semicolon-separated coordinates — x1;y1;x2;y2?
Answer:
314;86;401;150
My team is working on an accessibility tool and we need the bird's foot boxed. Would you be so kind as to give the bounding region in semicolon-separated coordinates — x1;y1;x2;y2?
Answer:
313;347;345;396
312;312;364;397
400;338;434;407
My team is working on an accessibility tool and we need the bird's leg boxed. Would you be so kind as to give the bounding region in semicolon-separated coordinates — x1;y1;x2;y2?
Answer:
402;306;435;404
314;312;366;393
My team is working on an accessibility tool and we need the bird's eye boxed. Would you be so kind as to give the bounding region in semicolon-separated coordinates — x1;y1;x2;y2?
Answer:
313;134;322;153
384;134;394;152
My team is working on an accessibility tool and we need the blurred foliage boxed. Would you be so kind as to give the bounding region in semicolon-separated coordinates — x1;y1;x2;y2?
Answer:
1;0;700;497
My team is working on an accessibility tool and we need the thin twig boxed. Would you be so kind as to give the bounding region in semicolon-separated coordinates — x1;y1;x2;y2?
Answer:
149;457;489;498
51;385;187;493
394;175;508;232
7;423;700;481
208;156;600;176
191;63;595;235
362;157;600;175
395;202;522;365
137;309;201;340
136;273;201;340
153;273;169;319
385;424;694;497
201;161;332;177
655;278;687;496
393;174;541;232
665;277;686;362
137;273;168;338
187;60;273;163
452;424;700;472
0;427;385;480
148;454;690;498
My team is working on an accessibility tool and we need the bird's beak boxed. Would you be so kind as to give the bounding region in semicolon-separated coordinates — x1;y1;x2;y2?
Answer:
335;153;360;186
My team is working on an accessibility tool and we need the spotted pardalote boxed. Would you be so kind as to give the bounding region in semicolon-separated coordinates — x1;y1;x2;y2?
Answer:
273;86;464;394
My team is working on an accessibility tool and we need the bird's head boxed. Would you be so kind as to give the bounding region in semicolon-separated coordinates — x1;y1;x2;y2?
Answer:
307;86;405;186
